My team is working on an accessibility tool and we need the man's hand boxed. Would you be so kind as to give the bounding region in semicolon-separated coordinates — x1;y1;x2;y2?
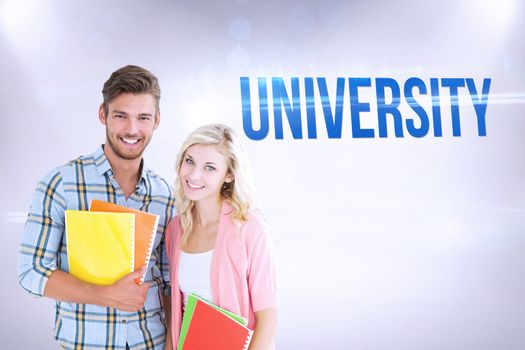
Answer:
101;266;151;312
44;265;151;312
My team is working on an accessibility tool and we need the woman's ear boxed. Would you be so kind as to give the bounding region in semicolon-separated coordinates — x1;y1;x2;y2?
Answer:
225;173;234;183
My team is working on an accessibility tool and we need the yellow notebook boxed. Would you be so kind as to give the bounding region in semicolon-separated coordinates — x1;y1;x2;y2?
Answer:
65;210;135;285
89;200;159;284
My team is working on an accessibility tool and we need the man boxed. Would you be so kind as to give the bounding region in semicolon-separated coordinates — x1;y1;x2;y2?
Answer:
18;65;176;350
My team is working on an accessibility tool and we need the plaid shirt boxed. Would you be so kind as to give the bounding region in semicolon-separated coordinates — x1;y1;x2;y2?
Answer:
18;146;176;350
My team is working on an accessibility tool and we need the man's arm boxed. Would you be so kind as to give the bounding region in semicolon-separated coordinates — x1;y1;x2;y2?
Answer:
44;267;150;312
17;170;149;311
18;170;65;297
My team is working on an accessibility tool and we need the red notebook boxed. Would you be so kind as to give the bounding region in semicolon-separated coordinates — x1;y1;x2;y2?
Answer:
182;299;253;350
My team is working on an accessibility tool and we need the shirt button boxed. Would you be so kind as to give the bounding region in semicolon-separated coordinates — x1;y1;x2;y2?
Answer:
122;319;127;324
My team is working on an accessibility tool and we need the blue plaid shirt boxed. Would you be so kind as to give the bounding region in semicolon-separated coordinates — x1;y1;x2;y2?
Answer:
18;146;176;350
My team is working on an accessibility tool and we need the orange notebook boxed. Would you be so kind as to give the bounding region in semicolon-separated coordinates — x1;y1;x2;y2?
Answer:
181;298;253;350
90;199;159;284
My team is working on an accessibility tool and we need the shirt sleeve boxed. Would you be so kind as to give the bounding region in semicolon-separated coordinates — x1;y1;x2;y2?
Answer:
246;217;278;312
18;169;66;297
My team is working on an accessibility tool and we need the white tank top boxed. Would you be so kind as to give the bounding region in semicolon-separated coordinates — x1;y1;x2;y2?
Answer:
178;249;214;309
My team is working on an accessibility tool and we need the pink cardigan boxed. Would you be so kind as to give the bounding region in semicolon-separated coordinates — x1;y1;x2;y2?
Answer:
165;201;278;348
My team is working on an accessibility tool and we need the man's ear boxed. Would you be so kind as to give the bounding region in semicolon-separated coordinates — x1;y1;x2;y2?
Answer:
154;110;161;129
98;103;107;125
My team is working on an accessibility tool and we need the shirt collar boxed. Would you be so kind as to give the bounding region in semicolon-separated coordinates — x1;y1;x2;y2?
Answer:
92;144;149;192
93;145;112;177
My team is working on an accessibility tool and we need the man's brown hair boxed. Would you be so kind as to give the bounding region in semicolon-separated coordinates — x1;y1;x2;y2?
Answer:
101;65;160;114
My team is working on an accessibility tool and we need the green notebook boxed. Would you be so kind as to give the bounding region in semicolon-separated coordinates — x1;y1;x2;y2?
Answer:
178;293;248;350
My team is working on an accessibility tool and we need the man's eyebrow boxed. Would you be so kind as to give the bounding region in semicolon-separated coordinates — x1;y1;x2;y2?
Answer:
111;111;153;117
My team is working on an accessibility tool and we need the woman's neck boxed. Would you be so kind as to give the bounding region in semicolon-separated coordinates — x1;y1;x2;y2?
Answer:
193;197;222;227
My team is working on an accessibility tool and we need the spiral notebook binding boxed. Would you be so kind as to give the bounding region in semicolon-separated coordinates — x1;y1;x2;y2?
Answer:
243;329;254;350
138;214;160;284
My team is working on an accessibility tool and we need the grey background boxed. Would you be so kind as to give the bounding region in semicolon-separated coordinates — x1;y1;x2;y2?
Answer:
1;0;525;349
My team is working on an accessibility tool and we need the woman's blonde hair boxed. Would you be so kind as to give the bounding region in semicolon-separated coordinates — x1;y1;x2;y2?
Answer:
174;123;257;247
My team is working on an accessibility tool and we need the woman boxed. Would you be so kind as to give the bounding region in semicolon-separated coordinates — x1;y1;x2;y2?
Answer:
165;124;278;349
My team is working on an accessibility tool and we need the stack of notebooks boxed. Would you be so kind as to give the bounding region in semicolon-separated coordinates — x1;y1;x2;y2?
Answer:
65;199;159;285
178;294;253;350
